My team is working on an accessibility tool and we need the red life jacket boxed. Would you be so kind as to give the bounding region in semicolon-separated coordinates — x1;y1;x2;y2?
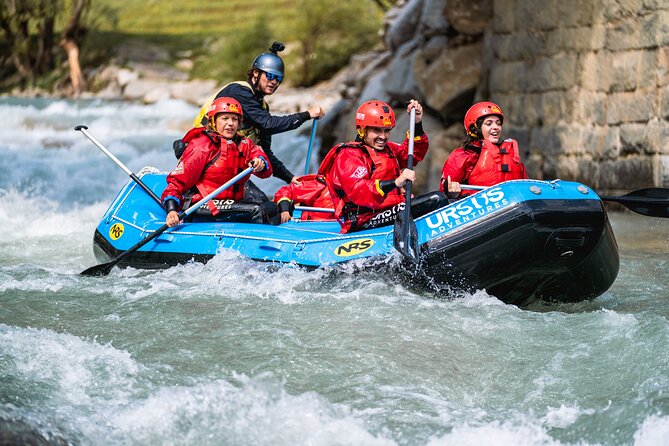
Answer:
320;142;404;230
183;128;254;214
467;139;527;186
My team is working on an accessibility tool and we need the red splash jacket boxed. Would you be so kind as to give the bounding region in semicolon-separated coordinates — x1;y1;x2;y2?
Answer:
440;138;527;195
273;174;334;220
162;127;272;213
320;133;429;233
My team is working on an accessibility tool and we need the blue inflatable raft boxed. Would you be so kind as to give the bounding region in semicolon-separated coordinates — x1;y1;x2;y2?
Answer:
92;174;619;306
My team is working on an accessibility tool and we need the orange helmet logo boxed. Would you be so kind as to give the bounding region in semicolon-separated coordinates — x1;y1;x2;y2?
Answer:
382;117;392;126
489;104;502;114
229;103;240;113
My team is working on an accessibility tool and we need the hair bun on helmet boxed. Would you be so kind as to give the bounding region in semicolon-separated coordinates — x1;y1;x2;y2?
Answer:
464;101;504;134
251;41;285;77
355;100;396;129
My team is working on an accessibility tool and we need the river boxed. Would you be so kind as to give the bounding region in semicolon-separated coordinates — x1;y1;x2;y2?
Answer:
1;97;668;445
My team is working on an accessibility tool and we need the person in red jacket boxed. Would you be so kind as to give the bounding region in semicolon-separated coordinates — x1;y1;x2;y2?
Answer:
274;174;335;223
440;101;528;198
162;97;276;226
321;99;446;233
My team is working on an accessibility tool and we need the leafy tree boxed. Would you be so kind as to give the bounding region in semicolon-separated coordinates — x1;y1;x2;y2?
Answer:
0;0;59;85
0;0;115;93
195;14;273;84
292;0;382;86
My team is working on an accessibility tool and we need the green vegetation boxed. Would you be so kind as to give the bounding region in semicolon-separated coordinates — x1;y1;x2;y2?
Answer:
95;0;385;87
0;0;387;92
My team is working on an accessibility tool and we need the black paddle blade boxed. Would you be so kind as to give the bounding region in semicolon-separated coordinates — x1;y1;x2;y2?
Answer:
80;261;116;276
393;212;420;262
602;188;669;218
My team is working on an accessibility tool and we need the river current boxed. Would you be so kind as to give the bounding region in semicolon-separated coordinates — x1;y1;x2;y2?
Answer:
0;97;668;445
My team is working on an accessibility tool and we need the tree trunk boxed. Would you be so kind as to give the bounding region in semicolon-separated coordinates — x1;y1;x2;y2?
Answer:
60;38;84;95
60;0;88;96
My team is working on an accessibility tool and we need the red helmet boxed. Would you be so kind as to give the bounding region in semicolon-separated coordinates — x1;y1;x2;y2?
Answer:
464;101;504;135
207;97;243;120
355;100;395;129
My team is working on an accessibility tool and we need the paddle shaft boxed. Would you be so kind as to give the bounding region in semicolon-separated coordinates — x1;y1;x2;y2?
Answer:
304;119;318;175
402;108;416;241
294;206;334;213
75;125;163;207
461;182;668;218
81;167;254;276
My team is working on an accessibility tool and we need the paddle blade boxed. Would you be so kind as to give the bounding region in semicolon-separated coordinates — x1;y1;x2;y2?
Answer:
80;261;116;276
602;188;669;218
393;211;420;262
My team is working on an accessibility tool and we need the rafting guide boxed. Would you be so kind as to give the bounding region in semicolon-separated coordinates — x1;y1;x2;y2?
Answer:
191;42;326;186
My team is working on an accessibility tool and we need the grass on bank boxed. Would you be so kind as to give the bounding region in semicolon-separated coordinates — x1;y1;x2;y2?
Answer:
86;0;384;87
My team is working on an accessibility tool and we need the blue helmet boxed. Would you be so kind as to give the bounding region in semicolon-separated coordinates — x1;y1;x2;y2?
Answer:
252;42;285;77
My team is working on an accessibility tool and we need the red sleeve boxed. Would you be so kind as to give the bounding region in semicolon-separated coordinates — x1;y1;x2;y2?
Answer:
274;175;327;206
332;149;386;209
439;148;479;192
274;183;293;204
247;140;273;179
387;132;429;168
161;136;212;205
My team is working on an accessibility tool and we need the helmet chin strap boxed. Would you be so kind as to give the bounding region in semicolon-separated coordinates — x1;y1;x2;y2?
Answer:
208;117;218;133
468;122;484;139
357;127;365;139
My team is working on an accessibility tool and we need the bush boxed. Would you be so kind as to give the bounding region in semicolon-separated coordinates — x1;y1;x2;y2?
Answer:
194;14;273;84
192;0;383;87
290;0;383;86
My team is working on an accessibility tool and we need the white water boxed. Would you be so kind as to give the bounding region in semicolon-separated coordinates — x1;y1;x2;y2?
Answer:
1;97;668;445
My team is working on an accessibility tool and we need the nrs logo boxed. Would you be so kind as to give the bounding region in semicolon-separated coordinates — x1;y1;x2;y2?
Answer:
109;223;124;240
334;239;375;257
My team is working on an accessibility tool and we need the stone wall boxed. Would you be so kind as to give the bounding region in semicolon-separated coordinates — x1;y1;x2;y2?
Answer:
490;0;669;192
320;0;669;193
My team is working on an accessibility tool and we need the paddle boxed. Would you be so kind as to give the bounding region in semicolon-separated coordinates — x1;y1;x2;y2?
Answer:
303;119;319;175
461;183;669;218
81;166;255;277
601;188;669;218
393;107;420;262
75;125;163;207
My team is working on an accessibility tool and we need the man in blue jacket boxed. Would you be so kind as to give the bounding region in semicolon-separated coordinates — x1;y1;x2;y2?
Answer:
193;42;326;185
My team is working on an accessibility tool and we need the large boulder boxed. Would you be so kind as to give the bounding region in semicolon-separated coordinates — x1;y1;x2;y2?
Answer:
414;42;483;118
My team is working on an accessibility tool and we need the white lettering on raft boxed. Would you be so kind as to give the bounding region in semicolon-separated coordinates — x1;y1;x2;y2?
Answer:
426;187;508;235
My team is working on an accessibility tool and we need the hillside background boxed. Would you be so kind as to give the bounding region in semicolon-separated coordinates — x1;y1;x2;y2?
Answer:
2;0;668;195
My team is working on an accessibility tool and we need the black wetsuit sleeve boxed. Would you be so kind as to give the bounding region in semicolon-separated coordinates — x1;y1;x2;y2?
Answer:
218;83;307;183
415;121;424;136
217;84;311;136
